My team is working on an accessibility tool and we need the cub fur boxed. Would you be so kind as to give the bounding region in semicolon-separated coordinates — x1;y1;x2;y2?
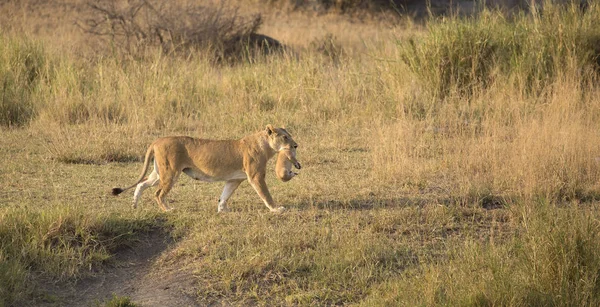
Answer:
111;125;299;213
276;147;301;182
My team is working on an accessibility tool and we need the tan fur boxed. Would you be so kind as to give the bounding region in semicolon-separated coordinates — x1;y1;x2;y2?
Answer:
112;125;300;213
276;147;301;182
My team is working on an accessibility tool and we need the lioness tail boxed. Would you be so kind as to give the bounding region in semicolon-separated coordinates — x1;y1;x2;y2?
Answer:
111;144;155;196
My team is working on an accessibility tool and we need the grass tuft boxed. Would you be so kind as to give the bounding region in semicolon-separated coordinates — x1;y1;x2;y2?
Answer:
103;294;138;307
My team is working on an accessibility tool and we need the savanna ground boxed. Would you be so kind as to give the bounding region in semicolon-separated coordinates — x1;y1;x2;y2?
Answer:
3;0;600;306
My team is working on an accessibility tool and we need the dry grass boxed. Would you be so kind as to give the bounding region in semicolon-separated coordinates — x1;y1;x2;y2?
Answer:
2;1;600;306
372;78;600;203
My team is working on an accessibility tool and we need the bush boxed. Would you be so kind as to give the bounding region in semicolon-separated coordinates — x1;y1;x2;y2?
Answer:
80;0;282;61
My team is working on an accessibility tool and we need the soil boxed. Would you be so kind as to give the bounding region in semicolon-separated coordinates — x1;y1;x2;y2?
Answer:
35;231;199;307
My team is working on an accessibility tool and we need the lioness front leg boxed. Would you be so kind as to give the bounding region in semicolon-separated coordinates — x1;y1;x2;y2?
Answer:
248;173;285;213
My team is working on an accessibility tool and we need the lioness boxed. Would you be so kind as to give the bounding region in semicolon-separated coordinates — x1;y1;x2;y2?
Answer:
111;125;300;213
276;147;301;182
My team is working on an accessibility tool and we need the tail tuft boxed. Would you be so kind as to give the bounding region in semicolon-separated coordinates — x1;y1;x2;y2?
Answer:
112;188;124;195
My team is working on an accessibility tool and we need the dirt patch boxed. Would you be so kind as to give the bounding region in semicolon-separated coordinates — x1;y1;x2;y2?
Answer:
37;231;198;307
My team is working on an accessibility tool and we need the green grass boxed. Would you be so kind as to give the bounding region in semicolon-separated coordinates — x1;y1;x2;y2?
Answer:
362;202;600;306
0;203;162;305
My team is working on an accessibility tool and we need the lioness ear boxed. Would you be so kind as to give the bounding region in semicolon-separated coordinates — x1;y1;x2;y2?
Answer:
266;124;275;135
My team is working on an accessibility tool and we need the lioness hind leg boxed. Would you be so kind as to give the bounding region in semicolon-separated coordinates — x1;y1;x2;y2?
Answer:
133;170;159;209
154;171;179;212
218;179;244;213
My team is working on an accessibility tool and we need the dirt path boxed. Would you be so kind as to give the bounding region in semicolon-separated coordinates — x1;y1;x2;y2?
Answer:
38;231;199;307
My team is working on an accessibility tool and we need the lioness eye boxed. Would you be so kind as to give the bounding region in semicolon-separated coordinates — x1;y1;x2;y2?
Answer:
283;136;288;140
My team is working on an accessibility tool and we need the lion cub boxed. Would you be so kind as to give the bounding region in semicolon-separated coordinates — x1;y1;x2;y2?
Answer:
276;147;301;182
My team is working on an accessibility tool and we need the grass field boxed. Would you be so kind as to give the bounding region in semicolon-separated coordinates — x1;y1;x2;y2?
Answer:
2;1;600;306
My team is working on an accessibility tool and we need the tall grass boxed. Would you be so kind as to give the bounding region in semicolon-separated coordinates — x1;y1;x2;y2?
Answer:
372;78;600;203
373;1;600;203
0;35;46;127
400;2;600;100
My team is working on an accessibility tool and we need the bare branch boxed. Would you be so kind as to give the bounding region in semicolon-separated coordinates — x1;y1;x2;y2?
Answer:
77;0;281;61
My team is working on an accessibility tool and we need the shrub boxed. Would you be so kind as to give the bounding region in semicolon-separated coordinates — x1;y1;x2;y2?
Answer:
79;0;282;61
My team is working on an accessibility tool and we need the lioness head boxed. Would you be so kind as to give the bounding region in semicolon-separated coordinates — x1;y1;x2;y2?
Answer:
266;124;299;153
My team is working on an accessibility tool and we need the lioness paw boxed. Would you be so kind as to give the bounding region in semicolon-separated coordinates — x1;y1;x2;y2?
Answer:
270;206;286;213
